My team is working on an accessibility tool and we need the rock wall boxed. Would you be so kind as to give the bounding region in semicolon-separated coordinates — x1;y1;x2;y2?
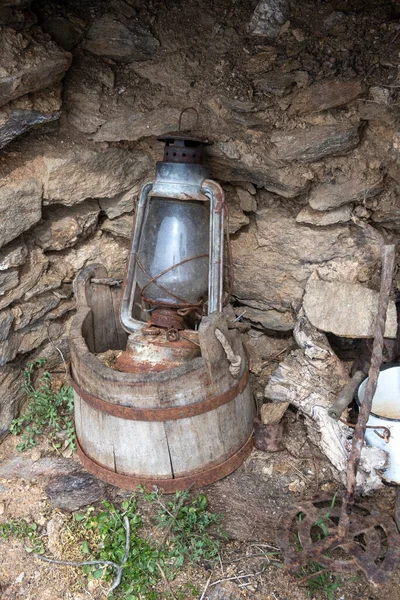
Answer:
1;0;400;435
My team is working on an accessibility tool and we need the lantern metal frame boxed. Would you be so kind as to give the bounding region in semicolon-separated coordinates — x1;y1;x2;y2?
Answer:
120;163;225;334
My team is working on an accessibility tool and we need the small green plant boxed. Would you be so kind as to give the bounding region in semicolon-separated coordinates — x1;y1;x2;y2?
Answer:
76;496;160;599
302;564;342;600
0;518;44;554
148;489;223;566
10;358;76;452
73;490;223;599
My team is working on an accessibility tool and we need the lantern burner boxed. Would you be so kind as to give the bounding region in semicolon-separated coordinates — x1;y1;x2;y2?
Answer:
146;306;186;331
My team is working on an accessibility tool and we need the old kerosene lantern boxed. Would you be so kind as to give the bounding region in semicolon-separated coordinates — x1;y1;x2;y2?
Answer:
118;121;227;370
71;112;255;492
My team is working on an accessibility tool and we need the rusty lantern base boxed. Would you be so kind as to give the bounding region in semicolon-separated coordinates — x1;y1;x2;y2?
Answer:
277;494;400;585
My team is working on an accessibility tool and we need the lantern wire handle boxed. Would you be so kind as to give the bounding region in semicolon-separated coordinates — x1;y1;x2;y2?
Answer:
178;107;199;132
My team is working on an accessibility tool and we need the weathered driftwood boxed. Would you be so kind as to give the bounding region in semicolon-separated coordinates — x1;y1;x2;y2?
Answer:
265;316;388;494
70;264;255;492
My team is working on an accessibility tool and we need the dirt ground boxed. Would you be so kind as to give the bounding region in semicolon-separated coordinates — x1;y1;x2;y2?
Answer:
1;402;400;600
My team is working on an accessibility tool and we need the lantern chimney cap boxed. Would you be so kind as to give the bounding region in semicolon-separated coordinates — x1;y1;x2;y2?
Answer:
157;132;212;165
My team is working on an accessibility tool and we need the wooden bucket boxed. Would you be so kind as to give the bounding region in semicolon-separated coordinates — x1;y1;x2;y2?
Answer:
70;264;255;492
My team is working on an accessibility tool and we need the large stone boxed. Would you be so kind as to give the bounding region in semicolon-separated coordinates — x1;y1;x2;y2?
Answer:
236;187;257;212
86;15;159;62
271;124;360;163
357;86;397;125
0;321;62;365
22;259;70;302
101;213;134;239
242;329;289;376
45;472;107;511
208;135;309;198
296;204;352;226
0;85;62;149
128;50;200;95
232;204;381;330
238;305;295;332
46;297;75;322
0;172;42;248
35;200;100;250
59;230;130;279
358;99;397;126
224;187;250;234
0;28;71;107
0;311;13;341
30;328;71;371
0;360;25;440
303;279;397;338
246;48;278;74
308;175;383;211
248;0;289;40
92;107;181;142
11;292;61;330
261;401;289;425
0;269;19;296
40;16;84;51
370;186;400;230
63;53;149;135
0;248;48;311
289;79;362;115
0;456;80;479
0;240;28;271
64;56;108;134
43;147;151;205
253;70;296;97
99;188;137;219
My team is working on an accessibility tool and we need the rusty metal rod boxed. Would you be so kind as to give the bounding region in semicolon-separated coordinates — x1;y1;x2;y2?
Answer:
338;244;396;538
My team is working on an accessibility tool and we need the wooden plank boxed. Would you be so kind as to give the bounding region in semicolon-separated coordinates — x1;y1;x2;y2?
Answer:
112;419;172;478
75;393;116;471
165;383;255;476
77;396;172;478
73;263;123;352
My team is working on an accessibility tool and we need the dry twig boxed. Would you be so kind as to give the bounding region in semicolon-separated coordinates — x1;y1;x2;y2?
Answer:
35;516;131;594
199;575;211;600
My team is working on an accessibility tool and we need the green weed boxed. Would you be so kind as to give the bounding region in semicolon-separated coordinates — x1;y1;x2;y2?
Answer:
143;488;224;567
0;518;44;554
301;564;342;600
9;358;76;452
73;490;223;599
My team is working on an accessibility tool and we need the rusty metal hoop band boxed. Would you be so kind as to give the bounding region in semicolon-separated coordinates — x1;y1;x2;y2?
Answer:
76;434;253;493
71;369;249;422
